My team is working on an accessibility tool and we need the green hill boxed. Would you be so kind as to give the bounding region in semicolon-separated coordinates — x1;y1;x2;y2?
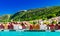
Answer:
0;14;11;23
9;6;60;21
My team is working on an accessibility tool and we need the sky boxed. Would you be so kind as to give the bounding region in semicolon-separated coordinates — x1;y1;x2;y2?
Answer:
0;0;60;16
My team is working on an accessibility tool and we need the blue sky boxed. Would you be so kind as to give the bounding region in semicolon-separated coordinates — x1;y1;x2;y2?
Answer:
0;0;60;16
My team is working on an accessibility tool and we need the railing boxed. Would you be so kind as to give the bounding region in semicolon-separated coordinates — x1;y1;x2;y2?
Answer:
0;29;60;32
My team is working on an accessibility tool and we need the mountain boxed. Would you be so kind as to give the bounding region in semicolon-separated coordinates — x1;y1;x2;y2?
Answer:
9;6;60;21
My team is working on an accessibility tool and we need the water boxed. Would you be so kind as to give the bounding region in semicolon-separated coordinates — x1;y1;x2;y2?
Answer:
0;31;23;36
0;31;60;36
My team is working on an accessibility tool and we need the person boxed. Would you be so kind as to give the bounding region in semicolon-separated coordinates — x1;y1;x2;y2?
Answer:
3;23;9;31
18;22;22;30
34;24;40;30
47;24;50;30
49;22;55;32
32;21;37;30
46;24;51;32
40;22;43;30
3;23;8;30
55;24;59;30
0;24;4;30
24;22;29;30
40;23;47;31
21;22;26;30
29;24;33;30
13;22;19;30
44;23;47;30
8;22;13;30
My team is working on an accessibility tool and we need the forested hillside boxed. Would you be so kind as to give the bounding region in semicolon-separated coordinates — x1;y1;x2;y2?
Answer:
0;6;60;22
10;6;60;21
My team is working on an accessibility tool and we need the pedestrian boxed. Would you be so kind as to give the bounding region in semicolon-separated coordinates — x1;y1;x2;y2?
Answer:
0;24;4;31
49;22;55;32
8;22;13;30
